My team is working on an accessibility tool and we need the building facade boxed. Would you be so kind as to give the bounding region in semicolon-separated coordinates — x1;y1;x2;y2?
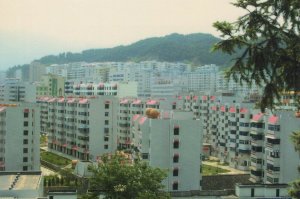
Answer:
36;74;65;97
132;111;203;192
0;79;36;102
0;103;40;172
38;96;118;161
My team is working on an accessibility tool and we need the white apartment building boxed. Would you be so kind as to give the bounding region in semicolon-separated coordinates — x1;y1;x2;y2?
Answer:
69;81;138;98
0;103;40;172
132;111;203;192
216;71;261;97
38;96;118;161
151;77;178;98
29;62;46;83
118;97;183;149
180;94;300;185
0;78;36;103
184;64;219;92
250;110;300;184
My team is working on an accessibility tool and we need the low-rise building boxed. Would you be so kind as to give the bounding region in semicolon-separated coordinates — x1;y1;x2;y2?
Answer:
0;171;44;198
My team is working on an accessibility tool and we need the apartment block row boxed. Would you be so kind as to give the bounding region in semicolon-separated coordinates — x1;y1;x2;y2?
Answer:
37;96;118;161
64;81;138;98
187;95;300;184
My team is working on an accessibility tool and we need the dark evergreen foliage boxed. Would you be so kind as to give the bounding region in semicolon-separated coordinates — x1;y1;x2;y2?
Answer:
213;0;300;111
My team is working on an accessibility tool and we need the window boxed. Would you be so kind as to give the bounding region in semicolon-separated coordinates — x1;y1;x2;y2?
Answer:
24;112;29;118
173;168;179;176
173;139;179;149
251;188;255;197
174;127;179;135
105;112;109;117
23;130;28;136
105;104;109;109
105;120;109;125
23;148;28;153
23;121;28;127
142;153;149;159
104;136;109;141
172;182;178;190
104;144;108;149
23;157;28;162
23;166;28;171
23;139;28;144
173;154;179;163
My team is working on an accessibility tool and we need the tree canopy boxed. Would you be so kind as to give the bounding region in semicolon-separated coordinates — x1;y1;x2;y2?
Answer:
82;152;170;199
213;0;300;111
289;131;300;198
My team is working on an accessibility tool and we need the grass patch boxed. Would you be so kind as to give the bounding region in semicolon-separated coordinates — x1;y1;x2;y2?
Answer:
202;164;230;176
218;162;229;166
41;151;71;167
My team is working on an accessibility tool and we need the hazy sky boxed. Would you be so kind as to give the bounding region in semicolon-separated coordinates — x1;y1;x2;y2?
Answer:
0;0;245;70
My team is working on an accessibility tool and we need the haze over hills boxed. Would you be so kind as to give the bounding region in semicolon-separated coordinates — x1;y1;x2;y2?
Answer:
7;33;235;78
36;33;232;66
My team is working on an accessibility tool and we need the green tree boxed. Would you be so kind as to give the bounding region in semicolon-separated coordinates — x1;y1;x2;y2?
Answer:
289;131;300;198
213;0;300;111
82;152;170;199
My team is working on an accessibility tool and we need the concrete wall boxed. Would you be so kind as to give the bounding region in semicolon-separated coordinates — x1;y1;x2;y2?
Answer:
202;174;251;190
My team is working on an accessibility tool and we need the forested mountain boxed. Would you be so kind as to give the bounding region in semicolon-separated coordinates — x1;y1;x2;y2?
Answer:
36;33;232;66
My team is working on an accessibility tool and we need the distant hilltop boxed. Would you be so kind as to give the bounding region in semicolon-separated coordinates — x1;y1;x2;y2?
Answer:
7;33;235;78
35;33;232;66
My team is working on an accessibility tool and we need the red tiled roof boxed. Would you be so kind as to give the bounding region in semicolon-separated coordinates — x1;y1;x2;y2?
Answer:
220;106;226;112
72;145;79;150
79;98;89;104
58;98;65;103
186;96;190;100
211;106;217;111
268;115;279;124
240;108;248;113
229;106;236;113
132;100;141;105
120;99;129;104
202;96;208;101
210;96;216;101
252;113;264;121
193;96;198;101
132;114;140;121
48;98;57;103
146;100;157;105
67;98;76;103
0;107;6;112
139;116;147;124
